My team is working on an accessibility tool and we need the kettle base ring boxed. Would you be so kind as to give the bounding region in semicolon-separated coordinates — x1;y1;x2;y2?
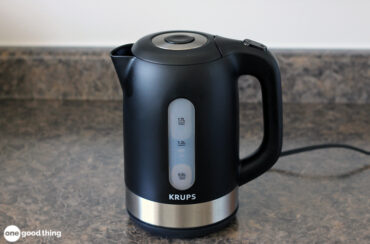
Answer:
126;187;238;229
127;208;238;238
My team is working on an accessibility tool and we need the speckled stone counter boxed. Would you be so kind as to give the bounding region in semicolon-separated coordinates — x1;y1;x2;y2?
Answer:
0;100;369;243
1;48;370;103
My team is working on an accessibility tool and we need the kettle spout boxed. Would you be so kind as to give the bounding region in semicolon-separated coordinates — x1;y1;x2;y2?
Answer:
111;44;135;91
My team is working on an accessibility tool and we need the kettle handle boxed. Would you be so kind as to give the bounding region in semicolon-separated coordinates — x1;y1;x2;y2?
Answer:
215;37;283;186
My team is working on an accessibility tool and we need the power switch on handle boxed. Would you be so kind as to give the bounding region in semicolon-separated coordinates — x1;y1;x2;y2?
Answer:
243;39;267;51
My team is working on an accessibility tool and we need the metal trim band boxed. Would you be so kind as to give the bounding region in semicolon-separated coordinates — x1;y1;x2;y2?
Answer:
126;187;238;228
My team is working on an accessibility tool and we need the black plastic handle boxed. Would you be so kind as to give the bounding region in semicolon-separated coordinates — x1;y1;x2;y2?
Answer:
215;37;283;186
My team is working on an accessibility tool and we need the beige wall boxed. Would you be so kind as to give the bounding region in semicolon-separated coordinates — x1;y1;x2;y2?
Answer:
0;0;369;48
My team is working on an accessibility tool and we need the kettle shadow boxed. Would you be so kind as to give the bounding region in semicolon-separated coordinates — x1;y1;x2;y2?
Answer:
269;164;370;180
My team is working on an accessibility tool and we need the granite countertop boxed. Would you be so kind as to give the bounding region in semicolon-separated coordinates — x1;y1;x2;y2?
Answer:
0;100;369;243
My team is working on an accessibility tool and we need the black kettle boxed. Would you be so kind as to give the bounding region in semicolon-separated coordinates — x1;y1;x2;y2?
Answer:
111;31;283;237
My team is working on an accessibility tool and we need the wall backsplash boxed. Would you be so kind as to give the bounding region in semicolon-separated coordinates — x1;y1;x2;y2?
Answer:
0;48;369;103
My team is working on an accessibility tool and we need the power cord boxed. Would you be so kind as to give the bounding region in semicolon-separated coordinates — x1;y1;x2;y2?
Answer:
280;143;370;157
273;143;369;180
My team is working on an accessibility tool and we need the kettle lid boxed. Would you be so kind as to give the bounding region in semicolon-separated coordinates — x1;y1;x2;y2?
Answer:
131;31;221;65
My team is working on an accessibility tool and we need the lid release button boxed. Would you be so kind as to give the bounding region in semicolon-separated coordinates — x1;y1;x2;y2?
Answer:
165;34;195;44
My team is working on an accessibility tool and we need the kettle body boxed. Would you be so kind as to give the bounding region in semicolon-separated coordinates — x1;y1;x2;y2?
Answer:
111;31;283;237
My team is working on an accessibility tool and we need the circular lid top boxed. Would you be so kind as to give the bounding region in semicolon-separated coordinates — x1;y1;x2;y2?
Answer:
164;34;195;44
153;32;206;50
131;31;221;65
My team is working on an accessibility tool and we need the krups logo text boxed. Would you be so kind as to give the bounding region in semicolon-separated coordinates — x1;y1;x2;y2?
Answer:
169;194;196;201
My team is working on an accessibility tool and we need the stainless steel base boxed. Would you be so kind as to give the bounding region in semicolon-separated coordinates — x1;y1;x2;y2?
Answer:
126;187;238;228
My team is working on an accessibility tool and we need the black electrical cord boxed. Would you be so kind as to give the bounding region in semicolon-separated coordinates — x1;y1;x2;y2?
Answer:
270;143;370;180
280;143;370;157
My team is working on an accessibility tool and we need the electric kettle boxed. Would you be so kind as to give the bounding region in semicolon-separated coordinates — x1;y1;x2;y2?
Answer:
111;31;283;237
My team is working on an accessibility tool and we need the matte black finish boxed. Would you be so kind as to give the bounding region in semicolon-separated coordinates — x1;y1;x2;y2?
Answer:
111;30;282;233
121;57;239;203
